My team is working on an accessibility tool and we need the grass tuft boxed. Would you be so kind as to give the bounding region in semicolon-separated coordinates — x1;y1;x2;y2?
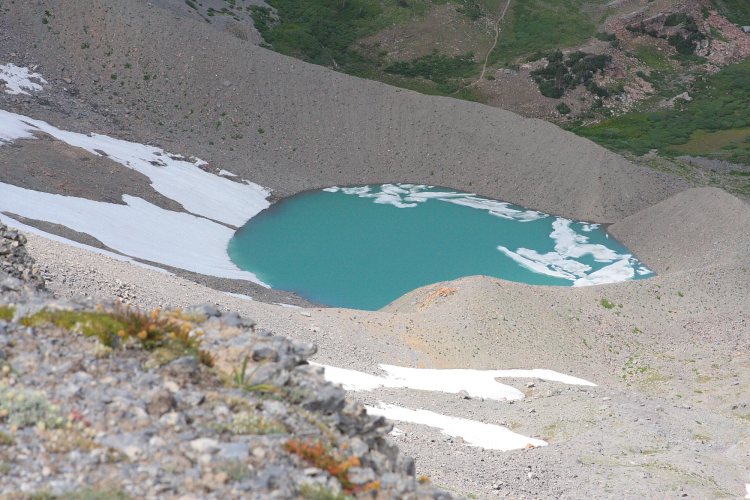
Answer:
219;411;287;435
599;298;615;309
0;305;15;322
298;484;349;500
22;304;214;366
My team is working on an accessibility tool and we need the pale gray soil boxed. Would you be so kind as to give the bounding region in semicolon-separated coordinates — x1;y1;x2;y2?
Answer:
678;156;750;175
24;187;750;499
609;187;750;272
150;0;267;44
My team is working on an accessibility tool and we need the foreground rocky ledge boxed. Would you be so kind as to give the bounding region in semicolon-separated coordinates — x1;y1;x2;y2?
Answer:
0;224;449;499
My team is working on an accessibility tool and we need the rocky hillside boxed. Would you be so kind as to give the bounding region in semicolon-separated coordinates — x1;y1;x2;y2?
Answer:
240;0;750;196
0;0;689;224
0;224;450;498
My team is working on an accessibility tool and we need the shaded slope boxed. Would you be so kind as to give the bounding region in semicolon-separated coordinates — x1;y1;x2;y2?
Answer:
1;0;687;222
609;187;750;272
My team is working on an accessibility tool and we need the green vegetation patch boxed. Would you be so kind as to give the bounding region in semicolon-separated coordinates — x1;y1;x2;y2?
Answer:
599;298;615;309
457;0;484;20
556;102;571;114
490;0;597;66
0;431;15;446
577;60;750;165
530;49;610;98
710;0;750;25
0;305;15;322
250;0;430;69
0;387;66;429
384;51;477;90
627;15;705;56
23;310;128;346
28;488;131;500
671;127;750;155
299;484;350;500
22;306;214;366
250;0;483;98
220;411;287;435
633;45;674;73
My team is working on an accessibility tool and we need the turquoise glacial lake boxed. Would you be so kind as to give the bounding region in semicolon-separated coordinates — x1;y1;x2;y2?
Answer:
228;184;652;310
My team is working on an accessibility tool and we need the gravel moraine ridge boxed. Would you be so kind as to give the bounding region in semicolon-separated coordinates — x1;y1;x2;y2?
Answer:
0;223;451;499
0;225;45;290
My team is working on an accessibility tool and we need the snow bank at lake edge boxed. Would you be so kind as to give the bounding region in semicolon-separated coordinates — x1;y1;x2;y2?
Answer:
0;110;269;227
0;106;271;284
0;184;267;284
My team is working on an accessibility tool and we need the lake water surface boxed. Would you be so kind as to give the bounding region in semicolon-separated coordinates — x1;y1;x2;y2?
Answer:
228;184;652;310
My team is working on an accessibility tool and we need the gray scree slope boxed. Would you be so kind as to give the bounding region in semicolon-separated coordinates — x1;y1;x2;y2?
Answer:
2;0;687;223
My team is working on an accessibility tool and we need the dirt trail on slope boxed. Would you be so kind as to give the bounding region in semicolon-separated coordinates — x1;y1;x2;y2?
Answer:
475;0;512;83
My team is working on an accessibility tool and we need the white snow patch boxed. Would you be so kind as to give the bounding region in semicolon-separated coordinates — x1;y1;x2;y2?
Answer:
498;245;591;281
218;169;237;177
390;427;405;437
273;302;302;309
0;112;38;144
573;258;635;287
499;218;650;286
550;219;620;262
0;110;270;227
326;183;546;221
224;292;254;301
313;363;595;401
315;363;594;450
0;183;267;284
327;183;648;285
745;483;749;499
366;403;547;451
442;196;546;221
0;212;172;275
0;64;46;95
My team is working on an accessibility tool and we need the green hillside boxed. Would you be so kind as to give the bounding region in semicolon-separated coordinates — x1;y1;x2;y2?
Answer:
251;0;607;99
711;0;750;25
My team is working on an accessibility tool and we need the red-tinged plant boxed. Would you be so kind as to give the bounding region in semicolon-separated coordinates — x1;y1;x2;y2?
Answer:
285;438;380;494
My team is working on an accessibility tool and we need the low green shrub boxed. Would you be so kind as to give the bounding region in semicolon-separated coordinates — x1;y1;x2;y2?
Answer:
0;306;14;322
531;50;610;98
600;298;615;309
222;411;287;435
0;387;66;429
556;102;571;114
457;0;483;20
22;305;214;366
384;51;477;84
